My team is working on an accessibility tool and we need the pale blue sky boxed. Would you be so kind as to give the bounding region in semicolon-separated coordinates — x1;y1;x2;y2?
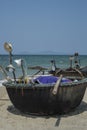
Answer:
0;0;87;54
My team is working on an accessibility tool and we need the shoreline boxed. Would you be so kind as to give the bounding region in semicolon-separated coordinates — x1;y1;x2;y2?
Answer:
0;87;87;130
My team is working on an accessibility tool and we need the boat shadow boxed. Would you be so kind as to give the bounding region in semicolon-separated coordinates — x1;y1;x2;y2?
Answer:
54;101;87;126
7;101;87;126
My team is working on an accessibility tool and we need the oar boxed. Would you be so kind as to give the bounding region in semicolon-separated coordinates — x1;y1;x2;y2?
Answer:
32;69;42;76
73;68;84;78
4;42;13;64
52;74;63;95
0;65;11;81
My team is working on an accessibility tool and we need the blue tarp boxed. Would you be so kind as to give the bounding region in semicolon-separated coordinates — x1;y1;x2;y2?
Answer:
33;75;71;84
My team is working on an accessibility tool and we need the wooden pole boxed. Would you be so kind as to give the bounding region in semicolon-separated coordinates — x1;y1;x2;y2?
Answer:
52;74;63;95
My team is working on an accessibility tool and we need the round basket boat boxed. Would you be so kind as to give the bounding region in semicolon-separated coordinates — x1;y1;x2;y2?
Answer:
3;78;87;115
53;68;85;77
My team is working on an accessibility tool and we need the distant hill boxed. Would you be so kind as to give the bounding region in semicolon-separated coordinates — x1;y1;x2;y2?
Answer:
15;50;69;55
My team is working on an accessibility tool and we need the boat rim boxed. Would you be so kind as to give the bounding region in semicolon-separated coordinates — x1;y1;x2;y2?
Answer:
2;77;87;88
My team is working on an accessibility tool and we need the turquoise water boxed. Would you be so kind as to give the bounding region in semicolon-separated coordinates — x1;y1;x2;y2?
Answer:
0;54;87;80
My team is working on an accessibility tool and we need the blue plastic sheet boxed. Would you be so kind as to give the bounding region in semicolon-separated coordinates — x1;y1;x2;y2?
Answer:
33;75;71;84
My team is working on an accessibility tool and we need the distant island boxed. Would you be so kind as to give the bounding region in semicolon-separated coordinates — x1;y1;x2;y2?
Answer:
15;51;70;55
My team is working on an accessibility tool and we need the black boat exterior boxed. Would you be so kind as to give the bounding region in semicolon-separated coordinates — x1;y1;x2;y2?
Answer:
3;79;87;115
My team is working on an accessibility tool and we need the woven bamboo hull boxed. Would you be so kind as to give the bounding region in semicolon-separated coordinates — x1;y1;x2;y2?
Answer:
3;79;87;115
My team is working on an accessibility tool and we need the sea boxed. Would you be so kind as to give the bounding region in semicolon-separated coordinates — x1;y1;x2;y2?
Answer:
0;54;87;86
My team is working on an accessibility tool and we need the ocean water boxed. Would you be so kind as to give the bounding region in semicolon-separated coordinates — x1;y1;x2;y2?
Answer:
0;54;87;81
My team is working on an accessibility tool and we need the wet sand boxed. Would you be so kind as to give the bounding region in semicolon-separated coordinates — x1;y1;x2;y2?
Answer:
0;86;87;130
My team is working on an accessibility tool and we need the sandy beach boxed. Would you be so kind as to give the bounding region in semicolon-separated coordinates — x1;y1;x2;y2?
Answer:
0;86;87;130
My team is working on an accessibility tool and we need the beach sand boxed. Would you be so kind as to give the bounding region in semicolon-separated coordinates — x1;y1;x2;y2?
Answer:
0;86;87;130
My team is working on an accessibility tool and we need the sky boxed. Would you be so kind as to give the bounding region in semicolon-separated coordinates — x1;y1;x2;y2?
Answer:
0;0;87;55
